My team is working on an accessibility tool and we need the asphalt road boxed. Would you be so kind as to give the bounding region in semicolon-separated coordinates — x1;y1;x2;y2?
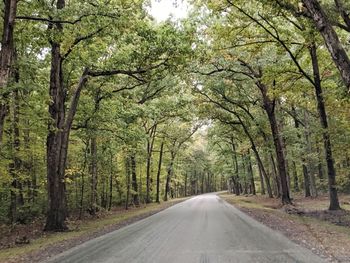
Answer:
45;194;326;263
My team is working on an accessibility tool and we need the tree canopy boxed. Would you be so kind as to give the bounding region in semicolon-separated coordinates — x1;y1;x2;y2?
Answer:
0;0;349;231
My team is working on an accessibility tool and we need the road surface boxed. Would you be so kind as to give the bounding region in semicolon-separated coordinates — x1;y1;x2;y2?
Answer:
45;194;325;263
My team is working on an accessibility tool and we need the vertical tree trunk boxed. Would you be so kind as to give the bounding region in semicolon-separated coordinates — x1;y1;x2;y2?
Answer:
242;155;248;195
292;106;311;197
292;161;299;192
259;82;291;204
234;115;272;197
44;0;90;230
309;44;340;210
0;0;17;144
108;151;113;211
304;111;317;197
146;125;156;203
316;146;324;180
9;87;24;221
125;156;131;210
44;0;68;232
90;137;98;214
164;152;175;201
231;141;241;195
79;142;88;219
257;163;265;195
130;153;139;206
290;108;300;192
200;172;204;194
247;150;256;195
270;153;281;198
45;78;68;228
156;141;164;203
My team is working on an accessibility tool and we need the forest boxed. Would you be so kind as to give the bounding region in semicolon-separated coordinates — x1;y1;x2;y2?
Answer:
0;0;349;236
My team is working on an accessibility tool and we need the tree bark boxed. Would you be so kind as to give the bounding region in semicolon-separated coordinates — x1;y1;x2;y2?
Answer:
334;0;350;30
90;136;98;214
234;110;273;197
156;141;164;203
0;0;17;144
164;152;175;201
302;0;350;91
309;44;340;210
292;107;311;197
304;111;317;197
45;65;89;231
146;125;156;203
316;146;324;180
270;153;281;198
258;82;291;204
130;153;139;206
108;151;113;211
231;141;240;195
125;156;130;210
257;161;266;195
247;150;256;195
10;88;24;218
292;161;299;192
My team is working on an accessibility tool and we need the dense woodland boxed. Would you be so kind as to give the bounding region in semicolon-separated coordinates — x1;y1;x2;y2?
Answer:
0;0;349;232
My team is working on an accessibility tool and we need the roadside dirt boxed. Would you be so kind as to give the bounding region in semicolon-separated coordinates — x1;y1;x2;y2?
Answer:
0;199;187;263
220;193;350;263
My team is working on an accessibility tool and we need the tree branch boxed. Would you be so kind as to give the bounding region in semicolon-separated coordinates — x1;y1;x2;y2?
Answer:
62;26;107;60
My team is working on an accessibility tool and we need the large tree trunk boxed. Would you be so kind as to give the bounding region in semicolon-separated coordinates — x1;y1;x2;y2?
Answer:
302;0;350;91
45;62;88;231
258;82;291;204
45;0;90;231
156;141;164;203
45;37;68;231
0;0;17;144
44;0;68;232
309;44;340;210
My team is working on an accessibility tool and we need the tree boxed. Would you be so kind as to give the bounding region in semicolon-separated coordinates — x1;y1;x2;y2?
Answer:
302;0;350;90
0;0;18;144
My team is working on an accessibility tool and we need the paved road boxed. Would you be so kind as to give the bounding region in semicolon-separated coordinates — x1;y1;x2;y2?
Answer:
45;194;325;263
